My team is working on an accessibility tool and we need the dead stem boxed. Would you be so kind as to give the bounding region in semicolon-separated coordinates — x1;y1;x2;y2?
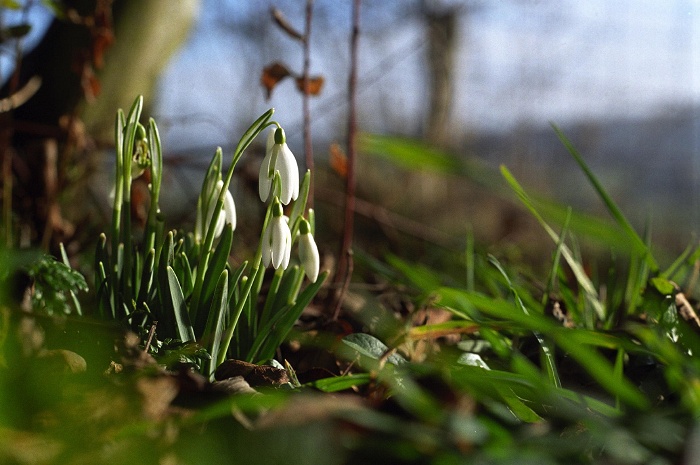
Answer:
331;0;361;319
303;0;315;211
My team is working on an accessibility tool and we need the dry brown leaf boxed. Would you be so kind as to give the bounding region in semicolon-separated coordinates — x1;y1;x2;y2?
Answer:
294;75;325;96
261;62;291;100
255;393;364;429
211;376;257;395
215;359;289;387
136;376;179;420
91;1;114;69
329;142;347;178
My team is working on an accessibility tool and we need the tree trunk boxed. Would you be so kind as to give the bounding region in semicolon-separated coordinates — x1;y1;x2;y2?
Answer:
423;3;458;148
0;0;200;251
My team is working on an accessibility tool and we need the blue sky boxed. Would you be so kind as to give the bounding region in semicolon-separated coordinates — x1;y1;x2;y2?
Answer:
3;0;699;238
150;0;700;152
2;1;699;146
0;4;52;82
458;0;700;129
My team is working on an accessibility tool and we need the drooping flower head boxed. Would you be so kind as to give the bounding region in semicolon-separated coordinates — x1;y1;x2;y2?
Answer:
131;123;151;179
195;179;236;242
298;218;320;283
262;197;292;270
259;127;299;205
110;123;151;201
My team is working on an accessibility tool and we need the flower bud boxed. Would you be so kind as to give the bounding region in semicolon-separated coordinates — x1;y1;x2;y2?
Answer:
298;219;319;283
259;126;299;205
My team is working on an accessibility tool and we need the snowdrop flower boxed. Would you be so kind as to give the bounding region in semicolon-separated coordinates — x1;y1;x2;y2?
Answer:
262;198;292;269
131;123;150;179
109;126;150;201
195;180;236;242
259;127;299;205
213;180;237;236
298;219;320;283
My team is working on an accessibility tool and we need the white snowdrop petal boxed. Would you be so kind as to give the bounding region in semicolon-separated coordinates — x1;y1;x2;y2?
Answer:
299;233;320;282
213;210;225;239
282;145;300;202
281;227;292;269
261;221;273;267
223;189;237;231
271;217;285;269
276;144;299;205
258;150;273;202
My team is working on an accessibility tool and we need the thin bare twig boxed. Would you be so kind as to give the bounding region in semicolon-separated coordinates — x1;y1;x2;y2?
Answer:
333;249;353;319
331;0;361;320
270;7;304;41
302;0;315;210
2;144;12;247
0;76;42;113
316;186;454;248
144;321;158;354
675;293;700;328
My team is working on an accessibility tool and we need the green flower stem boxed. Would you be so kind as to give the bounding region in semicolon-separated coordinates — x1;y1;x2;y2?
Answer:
245;259;268;349
110;109;126;317
287;267;305;305
144;118;163;254
96;260;108;317
260;267;284;328
217;263;261;367
288;170;311;237
122;99;144;314
190;110;275;324
217;199;275;366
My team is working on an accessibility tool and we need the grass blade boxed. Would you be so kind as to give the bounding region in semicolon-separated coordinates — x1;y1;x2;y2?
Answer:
500;165;605;321
437;286;649;410
488;255;561;388
551;124;657;272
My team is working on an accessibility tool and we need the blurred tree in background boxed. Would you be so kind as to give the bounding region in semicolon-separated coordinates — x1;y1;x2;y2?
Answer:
0;0;199;253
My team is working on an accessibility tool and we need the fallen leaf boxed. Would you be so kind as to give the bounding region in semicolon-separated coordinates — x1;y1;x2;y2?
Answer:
211;376;257;395
215;359;289;387
136;376;179;420
255;393;363;429
39;349;87;374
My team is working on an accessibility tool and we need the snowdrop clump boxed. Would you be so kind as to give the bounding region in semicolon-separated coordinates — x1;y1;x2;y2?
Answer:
196;123;320;282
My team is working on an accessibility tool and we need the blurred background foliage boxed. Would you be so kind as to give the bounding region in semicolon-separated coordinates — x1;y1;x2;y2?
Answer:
0;0;697;261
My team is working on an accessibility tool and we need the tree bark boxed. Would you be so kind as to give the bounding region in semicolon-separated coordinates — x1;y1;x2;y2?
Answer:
423;3;458;147
1;0;200;251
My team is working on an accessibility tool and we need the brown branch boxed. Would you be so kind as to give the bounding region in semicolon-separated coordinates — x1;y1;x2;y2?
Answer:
302;0;315;210
2;143;12;248
270;7;304;41
316;186;454;248
144;321;158;354
332;249;353;320
331;0;361;320
0;76;42;113
675;292;700;328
